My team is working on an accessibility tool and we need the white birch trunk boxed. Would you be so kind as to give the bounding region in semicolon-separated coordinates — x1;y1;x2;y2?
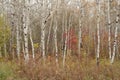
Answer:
41;0;48;62
22;42;25;59
96;0;101;65
107;0;112;59
23;7;29;62
61;11;65;54
29;28;35;59
3;21;7;58
111;26;118;64
16;24;20;60
46;16;53;55
63;11;67;68
54;13;58;66
10;1;16;59
78;0;82;57
68;13;72;55
78;24;82;56
41;19;46;62
111;0;120;63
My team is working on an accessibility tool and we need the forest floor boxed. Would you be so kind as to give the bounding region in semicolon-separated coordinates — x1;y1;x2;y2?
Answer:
0;56;120;80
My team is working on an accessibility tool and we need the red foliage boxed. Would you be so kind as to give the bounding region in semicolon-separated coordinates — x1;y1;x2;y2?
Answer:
63;28;78;50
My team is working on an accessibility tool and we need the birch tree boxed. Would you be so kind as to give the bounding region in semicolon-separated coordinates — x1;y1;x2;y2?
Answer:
41;0;46;62
107;0;112;60
63;10;68;68
23;0;30;61
9;3;16;59
96;0;101;66
41;0;49;62
78;0;82;57
54;12;58;66
16;1;20;60
111;0;120;64
3;19;7;58
46;15;53;55
29;28;35;59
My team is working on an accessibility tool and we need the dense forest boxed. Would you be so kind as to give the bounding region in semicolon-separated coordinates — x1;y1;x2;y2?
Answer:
0;0;120;80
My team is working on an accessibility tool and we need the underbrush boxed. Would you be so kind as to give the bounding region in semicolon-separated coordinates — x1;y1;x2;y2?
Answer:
16;56;120;80
0;56;120;80
0;59;27;80
0;59;16;80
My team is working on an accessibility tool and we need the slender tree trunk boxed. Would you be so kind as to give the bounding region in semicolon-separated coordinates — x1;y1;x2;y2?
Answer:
111;25;118;63
3;21;7;58
41;18;46;62
68;13;72;55
9;30;12;58
78;0;82;58
10;2;16;59
46;16;53;55
16;24;20;60
63;11;67;68
107;0;112;60
78;20;82;57
116;44;120;59
23;7;29;62
29;28;35;59
61;12;65;55
41;0;50;63
96;0;101;66
22;41;25;59
54;12;58;66
111;0;120;63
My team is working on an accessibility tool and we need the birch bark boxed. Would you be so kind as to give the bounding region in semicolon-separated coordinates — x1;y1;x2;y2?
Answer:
29;28;35;59
107;0;112;59
23;3;29;61
96;0;101;66
54;14;58;66
41;0;46;62
111;0;120;63
16;22;20;60
63;11;67;68
78;0;82;57
46;15;53;55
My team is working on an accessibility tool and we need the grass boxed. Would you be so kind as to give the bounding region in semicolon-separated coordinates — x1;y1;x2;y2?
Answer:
0;60;16;80
0;56;120;80
0;59;27;80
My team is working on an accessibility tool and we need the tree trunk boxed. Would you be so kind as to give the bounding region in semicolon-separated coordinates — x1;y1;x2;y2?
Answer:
111;0;120;63
29;28;35;59
78;0;82;58
54;12;58;66
23;7;29;62
63;11;67;68
107;0;112;60
41;19;46;63
16;24;20;60
46;15;53;55
96;0;101;66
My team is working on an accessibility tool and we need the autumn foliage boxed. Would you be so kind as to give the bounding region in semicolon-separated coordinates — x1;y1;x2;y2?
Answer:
63;28;78;50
